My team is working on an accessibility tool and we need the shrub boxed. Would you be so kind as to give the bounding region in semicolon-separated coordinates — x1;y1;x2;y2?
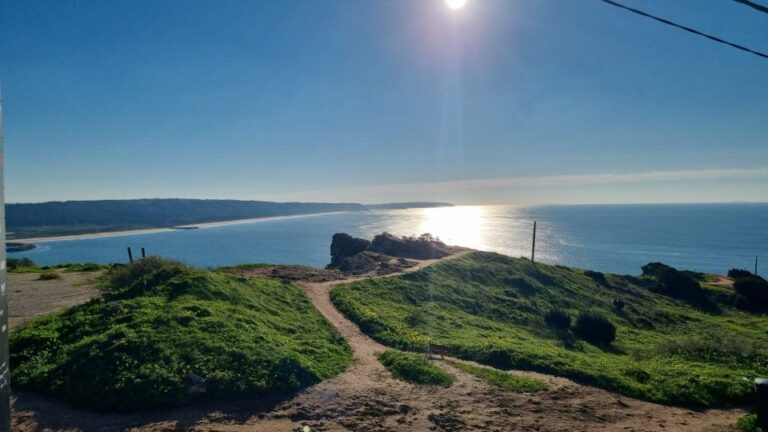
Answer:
544;308;571;331
642;262;709;306
573;312;616;345
38;270;61;280
734;277;768;310
612;298;626;311
8;258;36;270
736;414;758;432
378;350;453;386
584;270;607;284
728;269;758;280
104;257;190;299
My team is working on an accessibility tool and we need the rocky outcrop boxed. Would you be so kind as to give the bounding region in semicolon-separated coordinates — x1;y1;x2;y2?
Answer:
328;232;456;275
369;233;452;260
330;233;371;267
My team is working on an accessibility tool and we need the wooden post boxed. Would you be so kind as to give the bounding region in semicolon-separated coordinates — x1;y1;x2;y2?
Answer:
127;247;133;263
141;247;146;259
531;221;537;263
756;256;759;277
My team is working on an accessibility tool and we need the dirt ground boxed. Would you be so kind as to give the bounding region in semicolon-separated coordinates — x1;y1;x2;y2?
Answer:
9;260;745;432
7;270;101;331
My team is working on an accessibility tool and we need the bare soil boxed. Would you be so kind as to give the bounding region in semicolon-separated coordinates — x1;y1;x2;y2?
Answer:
9;259;744;432
7;270;101;331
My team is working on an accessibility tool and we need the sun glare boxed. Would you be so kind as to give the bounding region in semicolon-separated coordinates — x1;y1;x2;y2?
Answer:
445;0;468;11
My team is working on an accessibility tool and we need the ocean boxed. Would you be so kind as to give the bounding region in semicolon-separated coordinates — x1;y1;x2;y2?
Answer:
8;203;767;275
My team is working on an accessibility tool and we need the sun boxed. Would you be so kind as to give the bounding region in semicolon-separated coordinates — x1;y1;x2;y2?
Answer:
445;0;468;11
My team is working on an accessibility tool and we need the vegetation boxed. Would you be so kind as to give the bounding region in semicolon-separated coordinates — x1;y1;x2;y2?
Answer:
38;270;61;280
377;350;453;387
573;311;616;345
331;252;768;407
736;414;758;432
447;360;547;393
10;257;352;412
641;262;711;308
734;277;768;310
8;258;104;273
544;308;571;331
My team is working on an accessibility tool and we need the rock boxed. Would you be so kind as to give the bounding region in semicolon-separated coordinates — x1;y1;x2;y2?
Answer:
369;233;451;260
329;233;371;267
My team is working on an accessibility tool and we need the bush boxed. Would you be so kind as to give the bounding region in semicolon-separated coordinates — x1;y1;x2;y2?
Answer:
378;350;453;386
736;414;758;432
8;258;36;270
642;262;709;306
573;312;616;345
735;277;768;310
104;257;190;299
38;270;61;280
728;269;758;280
544;308;571;331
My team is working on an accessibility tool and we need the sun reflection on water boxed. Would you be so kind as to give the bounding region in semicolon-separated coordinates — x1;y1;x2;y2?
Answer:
417;206;489;251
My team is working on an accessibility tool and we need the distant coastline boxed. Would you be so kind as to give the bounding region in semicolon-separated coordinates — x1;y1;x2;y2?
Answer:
7;198;453;243
9;211;350;244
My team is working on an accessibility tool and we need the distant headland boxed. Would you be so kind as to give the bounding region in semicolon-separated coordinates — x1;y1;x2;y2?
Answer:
6;198;453;241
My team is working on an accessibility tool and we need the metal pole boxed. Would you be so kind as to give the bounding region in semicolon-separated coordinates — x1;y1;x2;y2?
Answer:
127;247;133;263
0;83;11;432
0;84;11;432
531;221;537;263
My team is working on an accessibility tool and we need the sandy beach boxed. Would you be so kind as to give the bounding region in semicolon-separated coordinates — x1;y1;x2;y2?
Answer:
10;211;350;244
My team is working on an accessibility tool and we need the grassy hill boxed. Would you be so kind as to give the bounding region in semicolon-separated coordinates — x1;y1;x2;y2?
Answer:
331;252;768;407
10;258;353;412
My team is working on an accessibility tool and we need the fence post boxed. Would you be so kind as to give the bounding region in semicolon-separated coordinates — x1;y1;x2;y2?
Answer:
127;247;133;263
141;247;146;259
531;221;537;263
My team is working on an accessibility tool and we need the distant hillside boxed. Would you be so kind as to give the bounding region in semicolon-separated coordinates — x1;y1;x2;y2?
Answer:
6;198;451;239
366;202;453;210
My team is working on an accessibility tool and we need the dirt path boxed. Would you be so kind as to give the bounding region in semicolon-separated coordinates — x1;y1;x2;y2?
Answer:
7;270;101;330
11;256;745;431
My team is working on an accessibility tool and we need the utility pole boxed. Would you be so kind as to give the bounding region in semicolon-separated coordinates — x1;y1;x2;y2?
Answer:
531;221;537;263
0;86;11;432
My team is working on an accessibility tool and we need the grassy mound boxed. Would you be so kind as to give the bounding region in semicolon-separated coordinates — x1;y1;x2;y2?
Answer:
378;350;453;386
331;252;768;407
447;361;547;392
11;258;353;412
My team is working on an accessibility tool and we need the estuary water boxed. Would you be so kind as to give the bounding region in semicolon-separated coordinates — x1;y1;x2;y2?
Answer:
9;203;767;275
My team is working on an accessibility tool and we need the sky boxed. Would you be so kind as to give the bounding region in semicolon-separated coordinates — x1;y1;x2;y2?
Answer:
0;0;766;205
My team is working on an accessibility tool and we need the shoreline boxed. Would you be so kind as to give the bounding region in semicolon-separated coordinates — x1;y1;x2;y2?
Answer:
10;211;350;244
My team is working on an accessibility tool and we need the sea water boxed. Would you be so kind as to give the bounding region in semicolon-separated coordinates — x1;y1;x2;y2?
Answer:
9;203;767;275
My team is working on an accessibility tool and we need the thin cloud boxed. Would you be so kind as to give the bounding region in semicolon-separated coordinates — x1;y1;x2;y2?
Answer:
261;167;768;204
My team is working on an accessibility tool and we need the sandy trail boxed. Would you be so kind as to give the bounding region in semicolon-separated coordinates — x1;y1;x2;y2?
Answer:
11;255;744;431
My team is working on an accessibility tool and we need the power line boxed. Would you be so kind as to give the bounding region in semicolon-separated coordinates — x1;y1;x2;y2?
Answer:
733;0;768;15
600;0;768;60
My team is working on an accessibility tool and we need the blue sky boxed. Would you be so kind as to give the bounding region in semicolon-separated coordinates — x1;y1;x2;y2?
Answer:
1;0;766;204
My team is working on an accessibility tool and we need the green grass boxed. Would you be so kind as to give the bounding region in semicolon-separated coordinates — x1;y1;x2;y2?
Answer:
331;252;768;407
11;258;353;412
378;350;453;386
736;414;758;432
447;360;547;392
